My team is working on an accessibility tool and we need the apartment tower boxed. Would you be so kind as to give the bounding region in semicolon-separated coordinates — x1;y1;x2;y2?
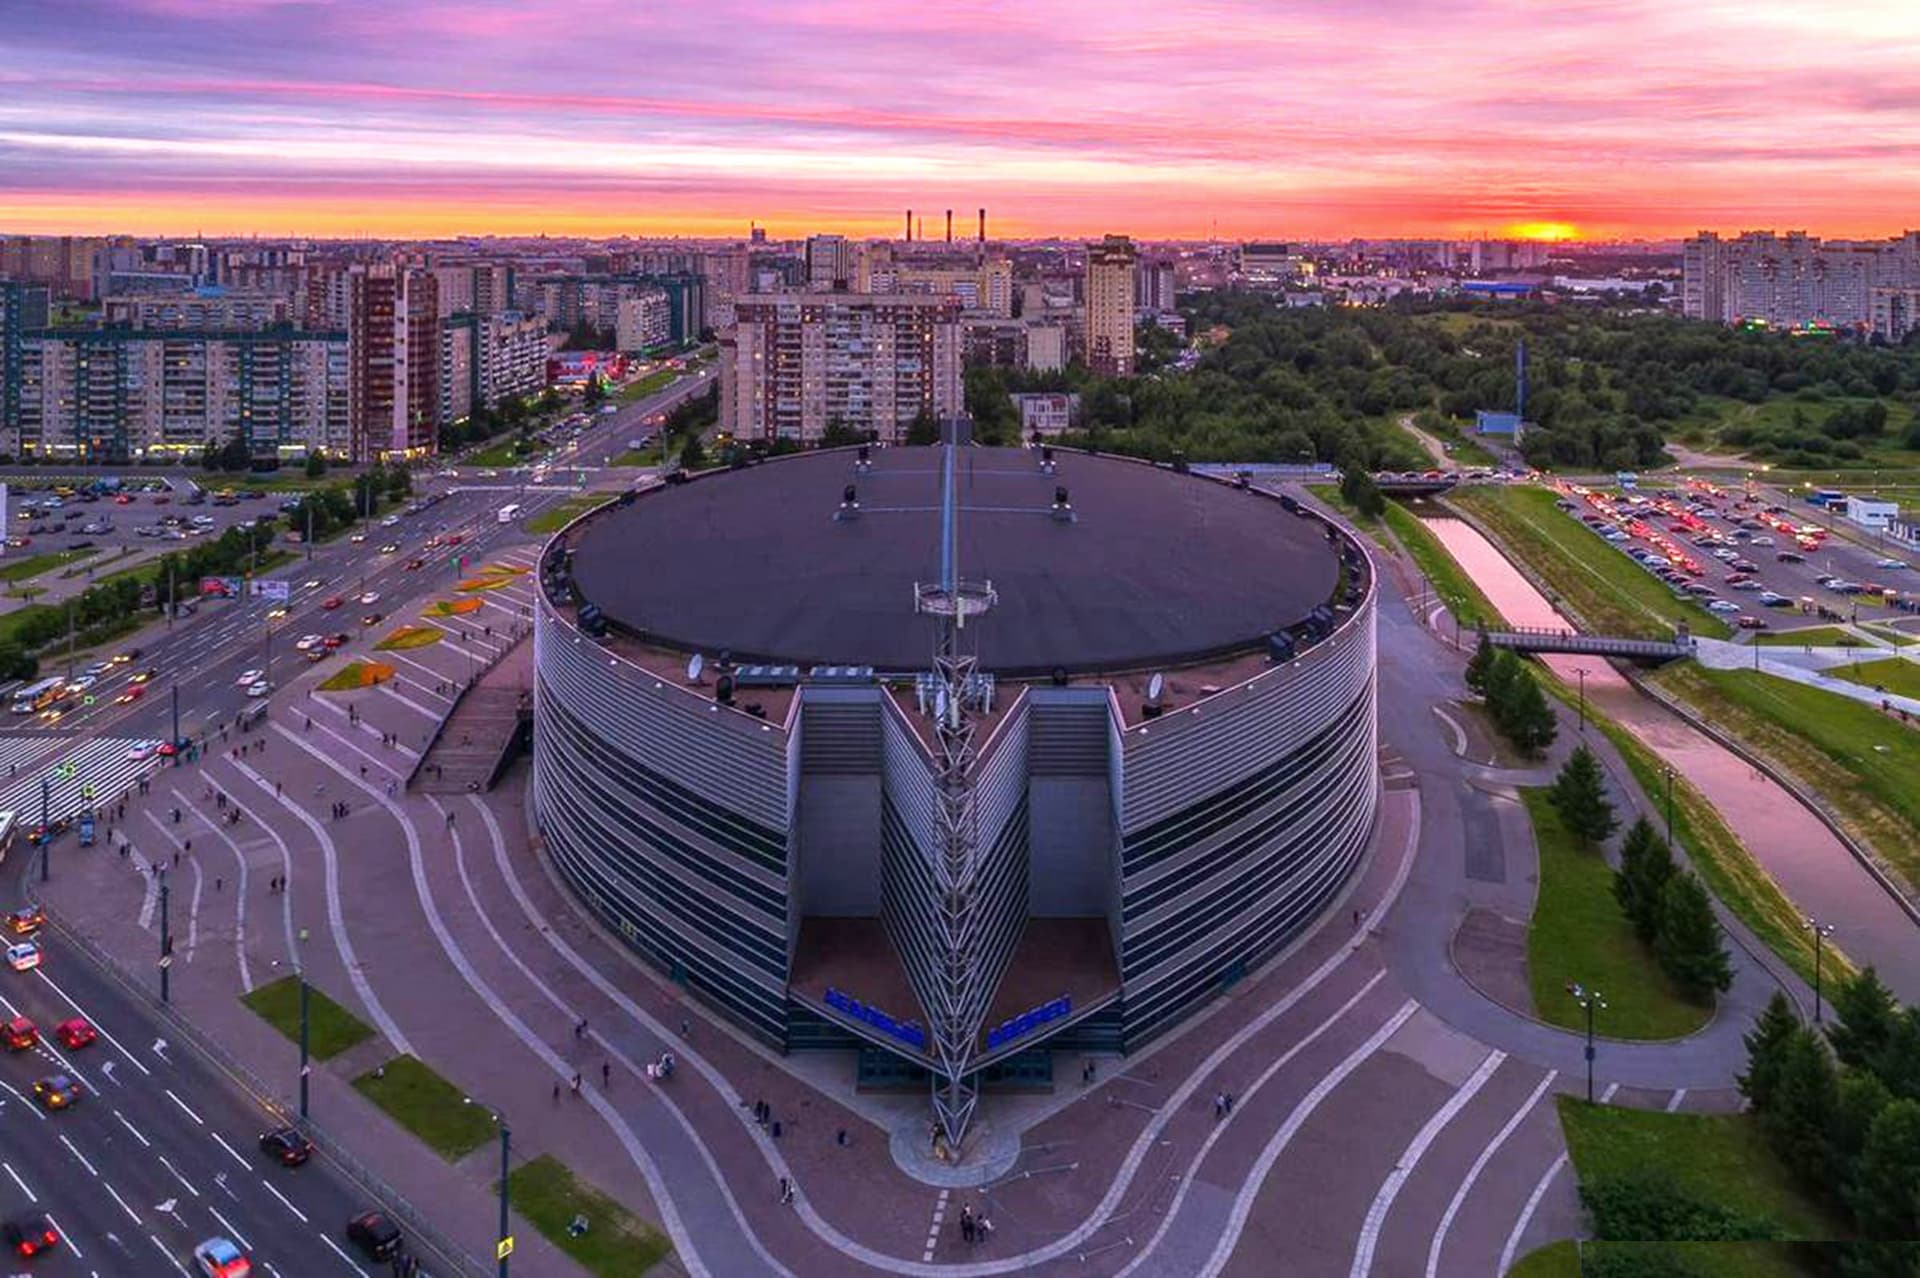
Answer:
1084;235;1138;377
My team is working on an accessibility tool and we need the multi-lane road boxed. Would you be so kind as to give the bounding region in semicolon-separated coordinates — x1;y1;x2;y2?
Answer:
0;918;406;1277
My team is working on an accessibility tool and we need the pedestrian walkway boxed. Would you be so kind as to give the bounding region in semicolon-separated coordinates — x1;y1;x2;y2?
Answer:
0;732;164;824
1697;632;1920;716
413;640;531;794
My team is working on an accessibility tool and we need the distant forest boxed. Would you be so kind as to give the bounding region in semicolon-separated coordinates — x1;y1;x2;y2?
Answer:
964;293;1920;472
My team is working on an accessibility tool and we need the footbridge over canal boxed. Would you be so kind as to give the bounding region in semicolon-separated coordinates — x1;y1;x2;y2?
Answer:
1481;624;1696;664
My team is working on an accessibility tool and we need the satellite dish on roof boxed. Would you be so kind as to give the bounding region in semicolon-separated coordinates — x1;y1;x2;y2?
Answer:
1147;672;1164;703
687;653;705;683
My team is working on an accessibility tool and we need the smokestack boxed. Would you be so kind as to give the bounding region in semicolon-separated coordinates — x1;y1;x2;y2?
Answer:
978;208;986;243
945;209;953;243
916;216;922;240
906;209;912;241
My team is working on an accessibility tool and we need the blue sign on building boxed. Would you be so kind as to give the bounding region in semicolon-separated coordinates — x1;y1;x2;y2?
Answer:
824;987;927;1051
986;994;1072;1051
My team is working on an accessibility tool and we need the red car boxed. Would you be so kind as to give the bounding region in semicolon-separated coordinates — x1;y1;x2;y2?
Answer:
153;495;170;505
54;1017;96;1050
114;494;133;505
324;633;349;650
444;533;464;546
321;596;344;611
2;1016;37;1051
2;1213;59;1258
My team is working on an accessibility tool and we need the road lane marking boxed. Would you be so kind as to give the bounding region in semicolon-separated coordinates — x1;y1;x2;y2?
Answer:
3;1160;37;1200
318;1231;369;1275
1351;1048;1507;1278
103;1180;141;1224
208;1206;250;1250
260;1177;308;1223
1498;1081;1618;1275
149;1231;189;1275
0;1080;46;1120
43;1210;79;1257
33;970;152;1076
1425;1070;1559;1278
164;1088;204;1125
114;1110;152;1148
168;785;252;992
209;1130;249;1169
156;1153;200;1196
58;1133;99;1177
1665;1088;1688;1112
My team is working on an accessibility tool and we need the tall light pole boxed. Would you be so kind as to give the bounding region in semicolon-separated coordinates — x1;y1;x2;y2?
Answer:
464;1097;511;1276
1575;667;1588;732
298;974;311;1118
1806;918;1837;1023
1661;766;1675;844
1568;982;1605;1104
159;867;173;1004
38;776;50;883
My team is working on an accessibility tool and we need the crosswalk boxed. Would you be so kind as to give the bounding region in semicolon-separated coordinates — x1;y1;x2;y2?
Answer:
0;733;165;826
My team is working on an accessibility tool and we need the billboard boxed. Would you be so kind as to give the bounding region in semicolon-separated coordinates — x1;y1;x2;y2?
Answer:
248;578;291;602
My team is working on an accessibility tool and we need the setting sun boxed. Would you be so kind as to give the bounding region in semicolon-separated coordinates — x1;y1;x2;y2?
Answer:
1504;221;1582;242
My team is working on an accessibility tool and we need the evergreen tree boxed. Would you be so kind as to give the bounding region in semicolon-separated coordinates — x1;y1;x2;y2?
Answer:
1764;1027;1840;1175
1653;871;1732;998
304;451;327;479
1833;1069;1894;1181
1464;634;1495;696
1830;968;1903;1072
1872;1009;1920;1103
1848;1099;1920;1244
1549;745;1617;846
1614;817;1678;944
905;410;941;446
1738;991;1802;1114
679;431;707;471
1497;663;1559;756
1340;466;1386;519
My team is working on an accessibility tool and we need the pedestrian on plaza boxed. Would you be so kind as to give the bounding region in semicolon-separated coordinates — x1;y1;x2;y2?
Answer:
680;1018;690;1038
1352;908;1361;929
183;839;191;855
276;781;282;797
214;876;221;892
778;1177;792;1205
961;1207;975;1244
836;1128;848;1148
1225;1093;1235;1115
552;1082;561;1103
978;1214;994;1242
601;1061;610;1088
173;850;181;868
305;717;312;731
771;1119;782;1139
1213;1093;1226;1119
570;1072;582;1094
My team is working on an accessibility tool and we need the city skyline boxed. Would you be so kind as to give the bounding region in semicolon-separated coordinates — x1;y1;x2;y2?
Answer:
6;0;1920;241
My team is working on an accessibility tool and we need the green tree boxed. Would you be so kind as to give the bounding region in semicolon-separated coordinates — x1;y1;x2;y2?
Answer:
1614;817;1678;944
679;431;706;471
1849;1099;1920;1244
1340;466;1386;519
1464;634;1496;696
1834;1069;1895;1180
1549;744;1617;847
1830;968;1903;1072
583;375;605;406
1873;1010;1920;1103
304;451;327;479
219;435;251;472
1488;655;1557;756
1737;991;1802;1113
1652;871;1732;998
905;410;941;446
1762;1028;1839;1174
385;466;411;501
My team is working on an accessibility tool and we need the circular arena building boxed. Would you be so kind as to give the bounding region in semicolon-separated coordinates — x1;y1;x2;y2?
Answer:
532;444;1377;1115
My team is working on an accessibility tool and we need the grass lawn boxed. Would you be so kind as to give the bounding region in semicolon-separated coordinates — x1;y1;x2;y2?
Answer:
504;1155;674;1276
1520;790;1711;1040
353;1055;498;1161
526;497;602;536
0;548;95;583
319;660;395;692
1861;623;1920;647
1451;485;1731;639
374;625;442;652
1304;485;1389;552
468;439;538;469
240;975;374;1061
1686;394;1920;470
616;369;679;402
1660;664;1920;896
1385;499;1508;629
611;448;662;467
1829;654;1920;699
1752;624;1866;647
1557;1097;1848;1241
1506;1242;1579;1278
1579;691;1833;990
425;598;484;617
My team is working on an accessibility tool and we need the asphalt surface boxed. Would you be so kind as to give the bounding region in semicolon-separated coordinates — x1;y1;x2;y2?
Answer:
0;918;406;1278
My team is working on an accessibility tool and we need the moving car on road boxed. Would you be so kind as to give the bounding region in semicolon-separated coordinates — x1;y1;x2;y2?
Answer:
6;905;44;936
295;634;324;652
361;612;384;627
54;1017;96;1049
322;596;344;610
193;1235;252;1278
32;1073;80;1110
2;1213;60;1258
246;681;271;699
358;591;379;605
346;1211;403;1261
6;941;42;971
237;670;263;687
260;1126;313;1167
2;1015;37;1050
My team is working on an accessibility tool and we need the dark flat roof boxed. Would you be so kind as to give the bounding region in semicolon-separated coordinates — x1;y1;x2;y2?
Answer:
568;446;1340;674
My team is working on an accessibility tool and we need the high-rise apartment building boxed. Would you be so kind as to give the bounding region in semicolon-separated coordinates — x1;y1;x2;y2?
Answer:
1084;235;1138;377
103;290;294;331
5;330;348;461
347;264;440;459
615;289;672;353
1872;288;1920;345
1135;257;1178;312
1683;230;1920;328
804;235;854;291
1;283;51;444
721;293;962;443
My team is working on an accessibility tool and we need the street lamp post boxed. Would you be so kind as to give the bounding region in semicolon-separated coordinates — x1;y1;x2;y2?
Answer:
463;1098;511;1276
1568;982;1605;1103
1806;918;1837;1022
1661;766;1675;844
159;868;172;1003
298;975;311;1118
171;682;181;756
1575;667;1588;732
38;776;51;884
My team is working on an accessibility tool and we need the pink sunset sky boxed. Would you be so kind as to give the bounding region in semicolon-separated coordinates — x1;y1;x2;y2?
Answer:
4;0;1918;240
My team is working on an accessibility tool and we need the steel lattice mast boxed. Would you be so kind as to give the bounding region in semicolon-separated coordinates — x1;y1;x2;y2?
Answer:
913;441;996;1152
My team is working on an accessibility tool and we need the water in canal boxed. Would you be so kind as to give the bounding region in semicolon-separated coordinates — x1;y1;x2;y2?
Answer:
1423;515;1920;998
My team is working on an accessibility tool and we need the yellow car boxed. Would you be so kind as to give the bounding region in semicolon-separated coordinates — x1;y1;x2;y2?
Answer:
267;607;288;621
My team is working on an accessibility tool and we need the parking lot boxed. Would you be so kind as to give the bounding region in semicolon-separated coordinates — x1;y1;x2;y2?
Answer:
1555;476;1920;635
2;474;292;565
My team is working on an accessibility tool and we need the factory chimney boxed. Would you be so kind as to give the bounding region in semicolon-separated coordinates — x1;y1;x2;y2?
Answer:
905;209;912;241
945;209;953;243
978;208;986;243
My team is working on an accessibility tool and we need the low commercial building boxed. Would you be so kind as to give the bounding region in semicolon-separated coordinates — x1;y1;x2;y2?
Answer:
1010;391;1079;436
1846;496;1900;530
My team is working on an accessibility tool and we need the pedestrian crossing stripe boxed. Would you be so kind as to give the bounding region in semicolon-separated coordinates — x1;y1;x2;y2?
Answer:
0;736;165;828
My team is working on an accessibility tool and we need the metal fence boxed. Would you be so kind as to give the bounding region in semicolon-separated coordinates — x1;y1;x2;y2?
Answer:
40;904;490;1278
